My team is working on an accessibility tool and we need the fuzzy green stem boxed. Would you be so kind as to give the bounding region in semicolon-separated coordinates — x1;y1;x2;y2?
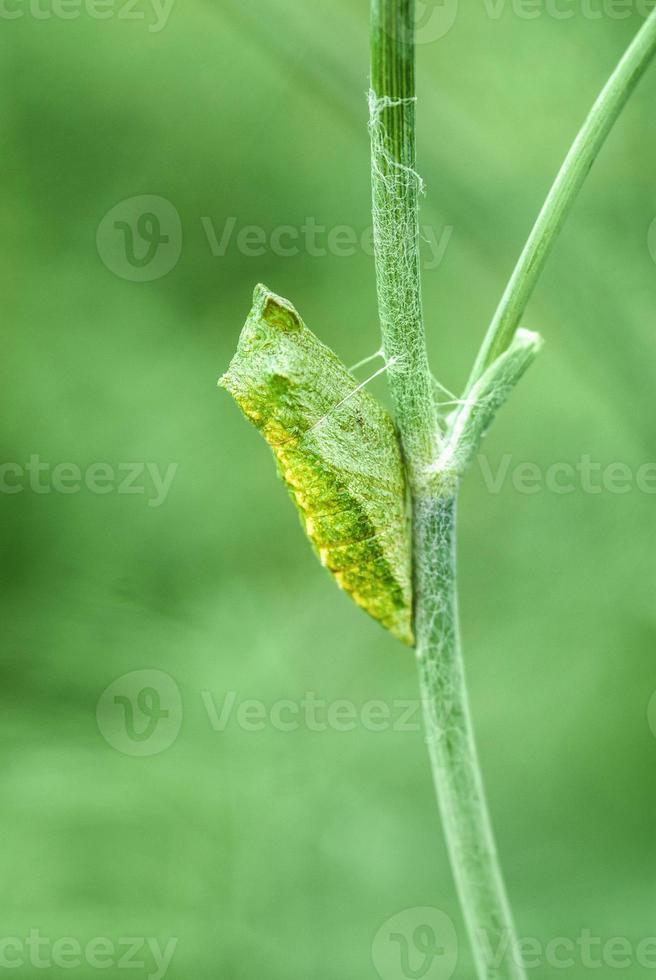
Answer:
370;0;439;487
443;328;543;478
372;4;656;977
467;8;656;391
371;3;526;978
414;496;527;980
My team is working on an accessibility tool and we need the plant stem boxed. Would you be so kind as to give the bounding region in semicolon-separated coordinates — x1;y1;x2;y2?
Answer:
369;0;438;488
371;3;526;977
466;8;656;391
372;4;656;976
414;495;527;980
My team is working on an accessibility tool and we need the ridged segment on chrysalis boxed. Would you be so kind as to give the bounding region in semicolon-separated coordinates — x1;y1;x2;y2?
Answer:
219;284;414;646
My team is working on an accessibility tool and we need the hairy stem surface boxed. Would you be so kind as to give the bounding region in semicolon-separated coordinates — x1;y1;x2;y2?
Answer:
369;0;438;486
371;3;525;977
414;496;526;980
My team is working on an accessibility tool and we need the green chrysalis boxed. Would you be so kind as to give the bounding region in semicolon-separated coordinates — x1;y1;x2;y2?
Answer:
219;284;413;646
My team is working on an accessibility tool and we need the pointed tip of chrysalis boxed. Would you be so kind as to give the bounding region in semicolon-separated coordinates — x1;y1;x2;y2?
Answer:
252;284;302;334
218;285;295;390
252;282;271;306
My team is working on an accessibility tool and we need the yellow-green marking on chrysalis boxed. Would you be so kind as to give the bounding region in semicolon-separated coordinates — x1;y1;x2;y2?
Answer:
219;284;413;646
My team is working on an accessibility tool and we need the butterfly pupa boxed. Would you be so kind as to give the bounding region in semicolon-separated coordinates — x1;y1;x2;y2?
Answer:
219;284;414;646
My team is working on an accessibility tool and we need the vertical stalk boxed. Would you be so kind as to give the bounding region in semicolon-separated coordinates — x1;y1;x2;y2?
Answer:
370;2;526;977
369;0;437;487
414;496;526;980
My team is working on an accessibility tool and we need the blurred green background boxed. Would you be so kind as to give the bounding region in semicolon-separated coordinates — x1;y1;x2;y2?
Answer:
2;1;656;977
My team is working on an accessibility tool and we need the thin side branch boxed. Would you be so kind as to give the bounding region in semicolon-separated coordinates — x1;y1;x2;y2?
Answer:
467;8;656;392
439;328;543;480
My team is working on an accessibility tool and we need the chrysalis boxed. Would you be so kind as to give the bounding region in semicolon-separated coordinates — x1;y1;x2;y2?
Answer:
219;284;413;646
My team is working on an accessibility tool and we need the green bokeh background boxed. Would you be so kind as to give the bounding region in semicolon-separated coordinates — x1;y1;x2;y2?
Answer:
2;1;656;977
